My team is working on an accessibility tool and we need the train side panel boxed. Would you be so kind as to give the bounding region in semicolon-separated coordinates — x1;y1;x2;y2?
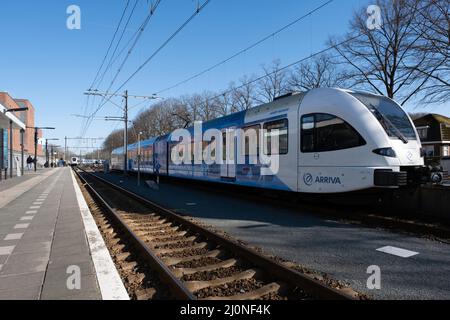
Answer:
166;96;303;192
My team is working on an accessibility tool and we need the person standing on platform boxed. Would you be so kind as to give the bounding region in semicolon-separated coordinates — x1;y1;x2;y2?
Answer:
26;155;33;170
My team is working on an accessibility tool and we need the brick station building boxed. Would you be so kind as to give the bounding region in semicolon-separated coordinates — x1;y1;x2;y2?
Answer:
0;92;44;175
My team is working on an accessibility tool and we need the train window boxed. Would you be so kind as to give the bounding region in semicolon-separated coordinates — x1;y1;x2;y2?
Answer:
351;92;416;140
202;139;216;160
242;125;260;156
302;116;314;130
301;114;366;152
263;119;288;155
223;133;227;162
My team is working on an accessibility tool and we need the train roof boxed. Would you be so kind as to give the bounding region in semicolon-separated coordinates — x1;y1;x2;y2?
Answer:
111;91;307;154
245;92;305;119
111;90;315;154
169;92;306;136
112;137;158;154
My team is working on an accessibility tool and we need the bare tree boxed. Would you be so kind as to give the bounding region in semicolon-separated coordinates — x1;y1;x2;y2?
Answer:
102;129;123;155
181;94;203;123
410;0;449;104
231;75;257;112
330;0;434;105
129;99;180;140
198;91;221;121
215;87;235;116
170;99;192;128
255;60;289;103
288;54;345;91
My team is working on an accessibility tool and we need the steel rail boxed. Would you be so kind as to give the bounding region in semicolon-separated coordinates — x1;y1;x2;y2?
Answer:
74;167;355;300
74;168;196;300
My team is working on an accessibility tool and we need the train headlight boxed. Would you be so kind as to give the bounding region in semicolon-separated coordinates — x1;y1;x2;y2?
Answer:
373;148;397;158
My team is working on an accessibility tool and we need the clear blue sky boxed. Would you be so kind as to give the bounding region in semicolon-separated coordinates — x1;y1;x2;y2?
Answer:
0;0;448;152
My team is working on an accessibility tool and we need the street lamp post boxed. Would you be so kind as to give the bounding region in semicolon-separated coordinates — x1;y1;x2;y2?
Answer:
20;129;25;176
138;132;143;186
27;127;55;172
9;120;12;178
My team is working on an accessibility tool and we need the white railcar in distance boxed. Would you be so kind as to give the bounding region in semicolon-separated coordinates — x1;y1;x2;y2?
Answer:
70;157;80;166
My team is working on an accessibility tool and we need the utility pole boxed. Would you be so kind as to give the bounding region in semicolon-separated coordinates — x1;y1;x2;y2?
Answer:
9;120;12;178
34;129;37;171
137;131;142;186
83;90;160;177
64;136;67;162
124;90;128;175
20;129;25;176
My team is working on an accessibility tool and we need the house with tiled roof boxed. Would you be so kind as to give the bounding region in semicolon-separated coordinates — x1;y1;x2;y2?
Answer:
413;114;450;163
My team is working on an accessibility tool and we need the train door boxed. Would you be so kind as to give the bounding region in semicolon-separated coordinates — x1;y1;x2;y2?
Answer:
154;135;169;175
220;128;236;180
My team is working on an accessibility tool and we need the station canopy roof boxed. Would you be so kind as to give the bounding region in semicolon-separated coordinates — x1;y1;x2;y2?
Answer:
0;101;26;130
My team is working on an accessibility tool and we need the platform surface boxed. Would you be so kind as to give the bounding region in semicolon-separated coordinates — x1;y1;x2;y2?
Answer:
0;168;102;300
0;168;47;194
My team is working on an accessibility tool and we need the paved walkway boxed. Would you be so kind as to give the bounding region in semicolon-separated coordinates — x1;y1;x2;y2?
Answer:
0;168;126;300
0;168;47;194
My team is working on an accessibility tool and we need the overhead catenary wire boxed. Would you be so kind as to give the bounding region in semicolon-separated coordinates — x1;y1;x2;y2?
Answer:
90;0;212;119
80;0;133;140
82;0;140;136
95;34;363;141
93;0;141;91
80;0;165;138
157;0;436;111
80;1;131;138
90;0;439;150
89;0;131;91
193;33;363;109
154;0;335;95
96;0;164;91
96;0;163;105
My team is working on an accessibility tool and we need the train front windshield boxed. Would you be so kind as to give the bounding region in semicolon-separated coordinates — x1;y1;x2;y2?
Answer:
351;92;417;141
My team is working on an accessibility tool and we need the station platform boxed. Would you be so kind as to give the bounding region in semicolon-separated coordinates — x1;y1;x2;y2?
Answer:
0;168;46;195
0;167;128;300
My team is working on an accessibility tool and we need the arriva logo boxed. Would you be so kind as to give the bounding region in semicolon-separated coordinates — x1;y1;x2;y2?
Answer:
303;173;314;186
315;176;342;184
303;173;342;186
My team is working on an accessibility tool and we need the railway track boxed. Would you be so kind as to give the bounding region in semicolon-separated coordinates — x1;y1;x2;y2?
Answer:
73;167;356;300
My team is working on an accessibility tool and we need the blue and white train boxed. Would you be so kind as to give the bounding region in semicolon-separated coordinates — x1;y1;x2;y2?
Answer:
111;88;445;194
